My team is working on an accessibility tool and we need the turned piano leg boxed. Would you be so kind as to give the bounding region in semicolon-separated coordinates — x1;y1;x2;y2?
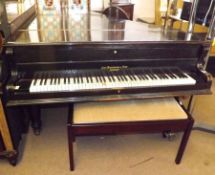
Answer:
29;106;41;135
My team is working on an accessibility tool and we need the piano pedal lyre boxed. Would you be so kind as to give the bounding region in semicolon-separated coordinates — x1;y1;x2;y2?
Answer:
162;131;176;141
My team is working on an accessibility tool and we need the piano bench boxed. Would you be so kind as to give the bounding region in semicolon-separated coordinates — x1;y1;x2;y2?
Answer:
67;98;194;171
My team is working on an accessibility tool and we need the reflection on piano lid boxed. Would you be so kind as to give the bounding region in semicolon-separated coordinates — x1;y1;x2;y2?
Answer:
2;6;212;107
7;12;208;44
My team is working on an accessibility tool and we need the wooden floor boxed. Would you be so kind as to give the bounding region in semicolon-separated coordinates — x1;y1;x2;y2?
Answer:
0;79;215;175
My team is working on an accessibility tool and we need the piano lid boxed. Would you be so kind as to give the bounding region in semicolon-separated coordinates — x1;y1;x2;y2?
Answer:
6;10;208;45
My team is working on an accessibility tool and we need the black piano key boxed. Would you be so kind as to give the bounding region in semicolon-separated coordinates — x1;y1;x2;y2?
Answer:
146;70;155;79
129;70;137;80
85;72;89;83
95;72;100;82
133;70;142;80
164;69;174;79
150;70;158;79
143;70;151;79
50;75;54;85
53;74;57;84
44;73;48;85
159;70;168;79
162;69;171;79
105;71;112;82
174;69;187;78
39;74;43;85
109;72;116;82
33;74;38;85
125;70;133;81
116;71;122;81
137;69;146;80
77;75;80;84
94;72;99;82
108;72;116;82
122;70;128;81
169;69;179;78
64;75;66;84
88;72;93;83
53;76;57;85
148;70;156;79
97;72;103;82
168;69;177;79
139;70;148;80
119;71;125;81
74;75;77;84
66;75;70;84
57;74;60;84
153;69;162;79
154;69;163;79
80;73;83;84
100;71;106;82
114;71;121;81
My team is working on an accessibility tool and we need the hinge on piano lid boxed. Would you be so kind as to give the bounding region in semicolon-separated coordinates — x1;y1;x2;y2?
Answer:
101;66;128;71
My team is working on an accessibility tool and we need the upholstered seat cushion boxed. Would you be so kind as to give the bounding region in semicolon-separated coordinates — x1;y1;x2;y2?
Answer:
73;98;187;124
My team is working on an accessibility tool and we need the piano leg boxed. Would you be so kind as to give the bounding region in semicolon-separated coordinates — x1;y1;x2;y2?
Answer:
29;106;41;135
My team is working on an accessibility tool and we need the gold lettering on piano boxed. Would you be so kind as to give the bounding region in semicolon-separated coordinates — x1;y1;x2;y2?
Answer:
101;66;128;72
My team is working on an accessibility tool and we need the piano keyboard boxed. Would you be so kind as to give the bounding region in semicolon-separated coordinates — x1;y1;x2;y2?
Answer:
29;68;196;93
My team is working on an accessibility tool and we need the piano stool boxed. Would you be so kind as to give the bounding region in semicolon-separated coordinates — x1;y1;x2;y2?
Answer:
67;98;194;171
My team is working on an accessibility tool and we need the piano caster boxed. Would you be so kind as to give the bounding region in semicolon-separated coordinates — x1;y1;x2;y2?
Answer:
8;156;18;166
6;151;18;166
32;126;41;135
162;131;176;141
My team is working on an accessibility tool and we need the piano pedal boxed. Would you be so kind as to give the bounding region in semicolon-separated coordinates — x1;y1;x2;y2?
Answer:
33;128;41;136
162;131;176;141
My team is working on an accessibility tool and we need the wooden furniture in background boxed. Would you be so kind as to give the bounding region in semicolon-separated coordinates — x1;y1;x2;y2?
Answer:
0;100;14;153
0;25;18;166
103;2;134;20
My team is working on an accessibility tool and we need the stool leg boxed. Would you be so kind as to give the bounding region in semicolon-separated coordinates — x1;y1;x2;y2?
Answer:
68;126;74;171
175;118;194;164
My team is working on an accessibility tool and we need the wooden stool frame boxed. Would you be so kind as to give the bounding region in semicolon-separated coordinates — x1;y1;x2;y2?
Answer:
67;102;194;171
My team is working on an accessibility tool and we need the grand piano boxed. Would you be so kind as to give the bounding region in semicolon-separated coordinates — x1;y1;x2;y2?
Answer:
0;1;213;164
2;8;213;130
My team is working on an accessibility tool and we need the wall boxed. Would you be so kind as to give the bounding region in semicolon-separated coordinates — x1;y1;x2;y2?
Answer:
131;0;155;20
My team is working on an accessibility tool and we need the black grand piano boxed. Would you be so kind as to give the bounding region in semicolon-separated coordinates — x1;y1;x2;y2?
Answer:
3;14;211;100
0;4;213;166
2;10;212;131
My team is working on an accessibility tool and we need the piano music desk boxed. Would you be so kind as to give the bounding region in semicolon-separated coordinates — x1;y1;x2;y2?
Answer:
67;98;194;171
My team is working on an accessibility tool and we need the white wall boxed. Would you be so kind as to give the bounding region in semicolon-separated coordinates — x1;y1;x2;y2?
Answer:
131;0;155;20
